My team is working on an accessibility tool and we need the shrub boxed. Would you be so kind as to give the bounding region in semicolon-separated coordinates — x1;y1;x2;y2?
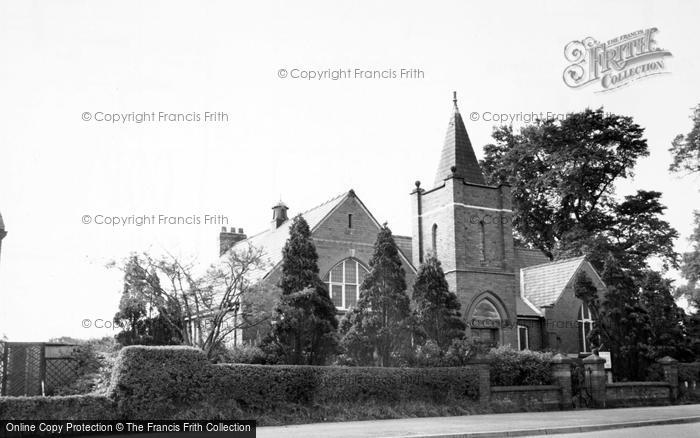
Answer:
412;338;491;367
47;337;120;395
488;346;553;386
0;394;116;420
108;346;213;419
51;345;103;395
679;362;700;384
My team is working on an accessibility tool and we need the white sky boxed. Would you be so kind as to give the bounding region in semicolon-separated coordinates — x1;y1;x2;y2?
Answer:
1;0;699;341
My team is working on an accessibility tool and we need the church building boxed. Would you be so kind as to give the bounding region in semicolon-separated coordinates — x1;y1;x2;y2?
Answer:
220;94;606;357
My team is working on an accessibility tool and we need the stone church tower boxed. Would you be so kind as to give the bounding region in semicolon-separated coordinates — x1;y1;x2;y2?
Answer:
411;93;517;346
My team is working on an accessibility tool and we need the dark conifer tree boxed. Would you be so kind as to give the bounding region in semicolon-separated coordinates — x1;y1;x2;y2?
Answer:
412;254;466;349
264;215;338;365
593;254;651;380
340;224;412;366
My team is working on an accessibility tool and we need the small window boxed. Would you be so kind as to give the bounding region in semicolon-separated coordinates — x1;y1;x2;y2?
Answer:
431;224;438;253
348;214;352;229
518;325;529;350
479;221;486;261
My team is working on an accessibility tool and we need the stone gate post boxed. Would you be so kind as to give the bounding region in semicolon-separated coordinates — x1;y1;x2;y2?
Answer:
657;356;678;402
583;354;606;408
551;353;572;409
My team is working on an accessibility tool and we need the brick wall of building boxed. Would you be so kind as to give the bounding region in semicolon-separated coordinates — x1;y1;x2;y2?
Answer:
542;263;605;355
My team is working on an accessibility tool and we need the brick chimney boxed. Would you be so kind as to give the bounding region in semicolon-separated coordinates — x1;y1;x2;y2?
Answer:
219;226;246;256
271;201;289;229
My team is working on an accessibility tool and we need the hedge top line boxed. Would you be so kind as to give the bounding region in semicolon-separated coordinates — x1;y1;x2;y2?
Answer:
117;345;489;369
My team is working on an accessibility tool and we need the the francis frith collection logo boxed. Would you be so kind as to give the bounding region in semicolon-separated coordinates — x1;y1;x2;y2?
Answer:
563;28;672;92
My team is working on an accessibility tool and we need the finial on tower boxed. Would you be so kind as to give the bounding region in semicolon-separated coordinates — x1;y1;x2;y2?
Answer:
453;91;459;112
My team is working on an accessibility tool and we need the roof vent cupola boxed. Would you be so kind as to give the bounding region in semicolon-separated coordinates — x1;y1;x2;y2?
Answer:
272;201;289;229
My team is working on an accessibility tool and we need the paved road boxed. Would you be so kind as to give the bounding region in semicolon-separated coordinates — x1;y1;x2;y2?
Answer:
530;423;700;437
257;404;700;438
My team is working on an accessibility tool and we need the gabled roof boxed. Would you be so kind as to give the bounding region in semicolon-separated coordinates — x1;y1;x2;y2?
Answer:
520;256;587;309
226;190;417;283
434;93;486;187
227;192;349;277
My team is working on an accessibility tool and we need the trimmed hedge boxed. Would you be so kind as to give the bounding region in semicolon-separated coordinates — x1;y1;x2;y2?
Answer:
109;346;212;419
0;394;116;420
209;364;480;410
108;346;482;420
488;346;553;386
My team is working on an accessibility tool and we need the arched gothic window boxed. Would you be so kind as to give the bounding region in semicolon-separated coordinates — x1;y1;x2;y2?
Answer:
578;303;595;353
323;258;369;310
471;298;501;343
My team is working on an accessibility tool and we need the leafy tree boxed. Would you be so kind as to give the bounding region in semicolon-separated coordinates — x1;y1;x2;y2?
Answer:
481;109;678;281
481;108;648;261
676;211;700;304
111;245;269;359
263;215;338;365
340;224;413;366
113;256;182;346
639;271;693;362
669;104;700;175
412;254;466;349
686;297;700;358
668;104;700;359
578;255;652;380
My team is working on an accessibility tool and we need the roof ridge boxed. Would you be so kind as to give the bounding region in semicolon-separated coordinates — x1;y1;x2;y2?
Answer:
521;255;586;271
298;191;348;216
229;191;350;249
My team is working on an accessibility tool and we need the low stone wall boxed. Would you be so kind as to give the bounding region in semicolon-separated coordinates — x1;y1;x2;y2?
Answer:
490;385;562;412
605;382;671;408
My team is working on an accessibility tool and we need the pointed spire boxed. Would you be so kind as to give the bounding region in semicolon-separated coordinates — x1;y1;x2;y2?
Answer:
434;91;486;187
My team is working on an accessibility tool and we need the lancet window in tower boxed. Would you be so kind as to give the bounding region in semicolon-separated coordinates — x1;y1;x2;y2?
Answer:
431;224;438;254
478;221;486;262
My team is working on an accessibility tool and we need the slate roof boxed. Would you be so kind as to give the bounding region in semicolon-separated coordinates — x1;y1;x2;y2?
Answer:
514;247;551;272
520;256;587;309
516;296;542;317
227;192;349;280
434;94;486;187
394;235;413;261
